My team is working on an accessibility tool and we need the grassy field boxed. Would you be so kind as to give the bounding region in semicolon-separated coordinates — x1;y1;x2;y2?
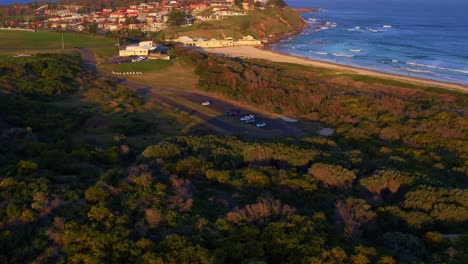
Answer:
102;59;199;90
91;46;119;61
157;7;303;40
0;30;115;49
159;16;251;40
0;54;9;61
113;60;173;72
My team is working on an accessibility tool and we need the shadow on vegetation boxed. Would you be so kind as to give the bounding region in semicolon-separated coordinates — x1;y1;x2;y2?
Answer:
1;51;468;264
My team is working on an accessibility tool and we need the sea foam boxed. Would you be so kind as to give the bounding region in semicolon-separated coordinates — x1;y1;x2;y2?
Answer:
407;62;468;74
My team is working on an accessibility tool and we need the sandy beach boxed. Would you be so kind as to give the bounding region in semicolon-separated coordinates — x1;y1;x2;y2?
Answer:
201;46;468;93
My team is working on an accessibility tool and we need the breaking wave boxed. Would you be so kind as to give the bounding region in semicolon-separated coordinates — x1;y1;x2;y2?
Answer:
332;53;354;58
406;62;468;74
310;50;328;55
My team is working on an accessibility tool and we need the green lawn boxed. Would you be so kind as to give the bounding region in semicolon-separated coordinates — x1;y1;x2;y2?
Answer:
0;30;114;49
159;16;251;40
158;7;303;40
113;60;173;73
0;54;9;61
91;46;119;61
100;59;199;90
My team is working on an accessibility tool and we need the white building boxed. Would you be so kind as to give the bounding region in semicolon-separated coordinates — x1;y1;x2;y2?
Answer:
119;41;157;56
172;35;262;48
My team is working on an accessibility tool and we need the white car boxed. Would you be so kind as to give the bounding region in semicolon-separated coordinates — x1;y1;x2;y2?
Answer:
131;56;146;62
202;101;211;106
256;122;266;128
240;114;254;122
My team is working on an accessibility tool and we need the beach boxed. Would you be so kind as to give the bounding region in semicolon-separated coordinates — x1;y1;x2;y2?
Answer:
276;1;468;87
202;46;468;93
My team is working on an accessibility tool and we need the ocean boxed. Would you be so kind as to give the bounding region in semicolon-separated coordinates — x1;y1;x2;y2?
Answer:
280;0;468;85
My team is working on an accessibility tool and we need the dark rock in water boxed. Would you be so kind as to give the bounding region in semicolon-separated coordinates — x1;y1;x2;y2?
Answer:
293;8;320;13
314;41;328;45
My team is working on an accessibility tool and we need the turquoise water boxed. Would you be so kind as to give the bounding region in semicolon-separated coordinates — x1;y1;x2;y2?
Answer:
279;0;468;85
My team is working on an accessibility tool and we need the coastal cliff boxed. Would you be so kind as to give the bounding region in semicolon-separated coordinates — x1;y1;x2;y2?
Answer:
247;7;306;40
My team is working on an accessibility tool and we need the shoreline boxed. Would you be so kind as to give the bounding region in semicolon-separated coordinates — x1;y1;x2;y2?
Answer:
201;45;468;93
254;7;468;93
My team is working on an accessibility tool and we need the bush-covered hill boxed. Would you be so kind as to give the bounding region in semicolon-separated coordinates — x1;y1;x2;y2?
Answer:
0;53;467;263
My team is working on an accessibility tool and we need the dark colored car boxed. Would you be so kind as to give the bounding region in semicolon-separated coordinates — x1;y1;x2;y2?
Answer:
225;109;241;116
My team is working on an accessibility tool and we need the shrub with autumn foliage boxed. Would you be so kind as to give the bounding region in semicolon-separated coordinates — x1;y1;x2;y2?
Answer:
309;163;356;191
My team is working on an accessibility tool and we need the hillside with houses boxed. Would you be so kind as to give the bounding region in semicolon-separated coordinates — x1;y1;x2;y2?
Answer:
0;0;297;37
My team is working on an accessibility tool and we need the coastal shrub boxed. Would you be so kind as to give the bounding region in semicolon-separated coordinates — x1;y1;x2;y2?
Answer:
308;163;356;190
142;143;182;160
0;53;82;97
359;169;414;195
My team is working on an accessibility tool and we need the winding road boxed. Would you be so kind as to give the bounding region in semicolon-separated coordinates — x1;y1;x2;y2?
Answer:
78;48;305;138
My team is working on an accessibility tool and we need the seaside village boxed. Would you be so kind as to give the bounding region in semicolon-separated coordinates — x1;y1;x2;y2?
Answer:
2;0;275;54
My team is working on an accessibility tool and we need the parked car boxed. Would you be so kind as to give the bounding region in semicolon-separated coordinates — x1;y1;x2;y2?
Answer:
240;114;254;121
131;57;142;62
202;101;211;106
225;109;240;116
245;118;256;124
256;122;267;128
114;59;130;64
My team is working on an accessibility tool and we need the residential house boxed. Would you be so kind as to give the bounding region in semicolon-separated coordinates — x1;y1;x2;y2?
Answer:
211;1;233;7
190;2;210;11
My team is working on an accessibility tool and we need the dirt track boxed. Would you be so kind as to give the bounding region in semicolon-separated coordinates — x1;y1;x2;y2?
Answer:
78;48;305;138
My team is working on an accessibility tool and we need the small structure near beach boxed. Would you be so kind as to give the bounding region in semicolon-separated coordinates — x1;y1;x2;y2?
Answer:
171;35;262;48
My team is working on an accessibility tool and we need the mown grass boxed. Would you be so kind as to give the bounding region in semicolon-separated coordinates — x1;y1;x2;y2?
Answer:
91;47;119;61
158;7;303;40
101;59;199;90
160;16;250;40
0;31;114;49
0;54;9;61
113;60;173;73
0;49;77;58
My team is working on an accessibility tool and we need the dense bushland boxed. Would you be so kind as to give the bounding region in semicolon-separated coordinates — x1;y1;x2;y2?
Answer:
0;53;467;263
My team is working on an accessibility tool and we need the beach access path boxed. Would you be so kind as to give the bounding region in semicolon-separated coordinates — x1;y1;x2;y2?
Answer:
202;46;468;93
